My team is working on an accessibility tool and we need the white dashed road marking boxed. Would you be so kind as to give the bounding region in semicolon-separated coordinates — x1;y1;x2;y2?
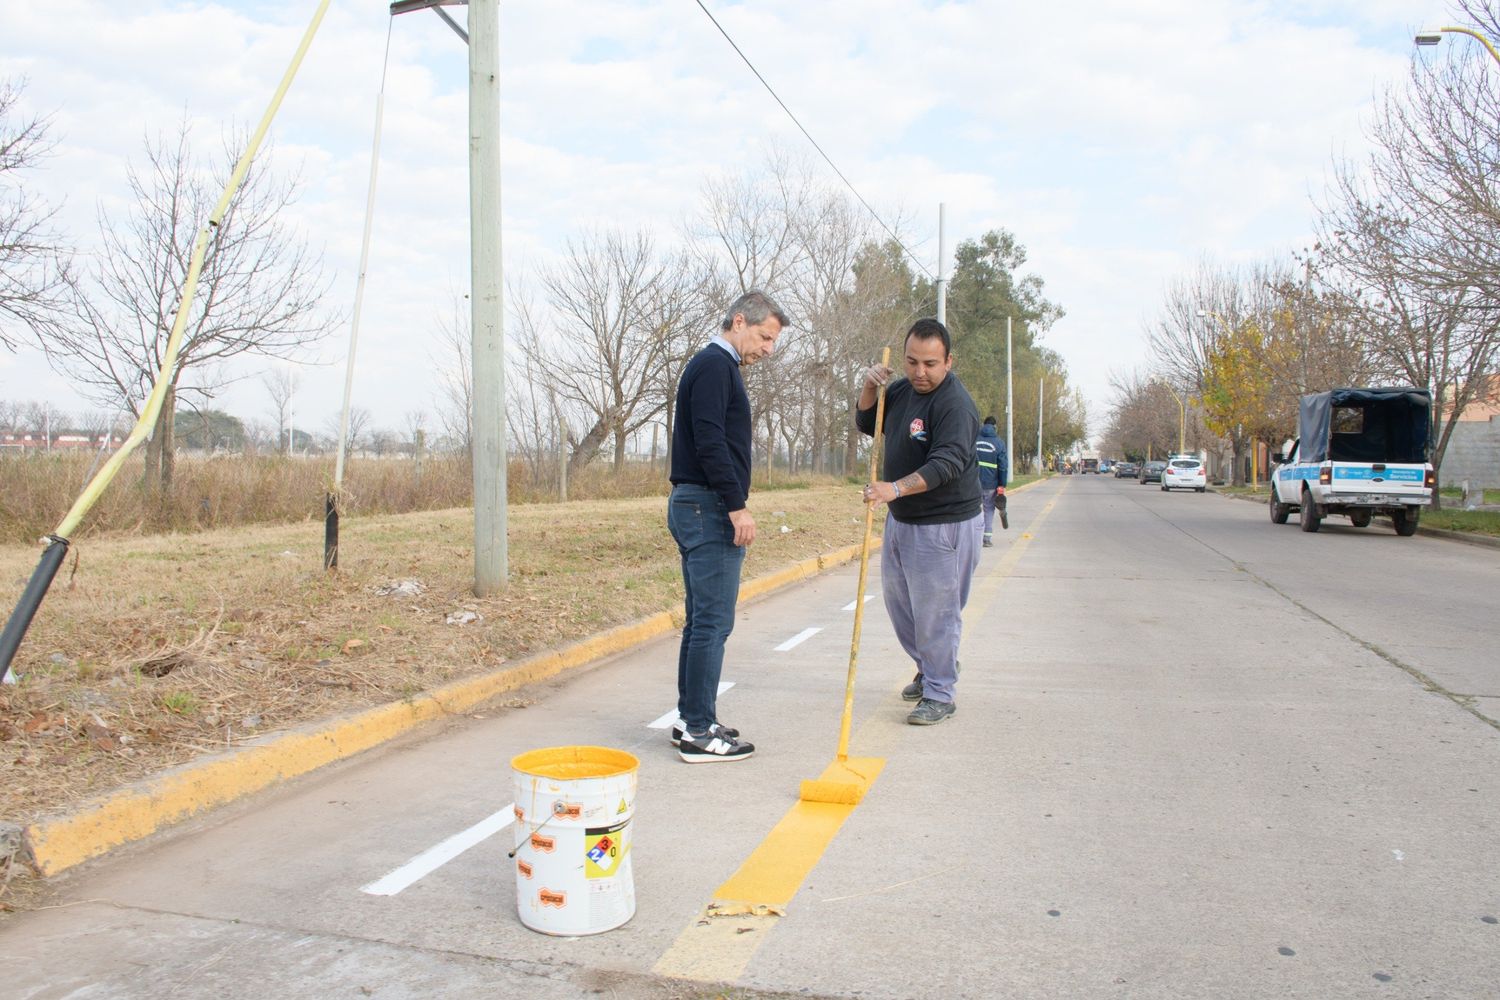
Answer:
773;627;821;651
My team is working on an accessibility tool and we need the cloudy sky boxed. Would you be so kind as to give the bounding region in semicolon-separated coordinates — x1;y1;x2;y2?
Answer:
0;0;1461;442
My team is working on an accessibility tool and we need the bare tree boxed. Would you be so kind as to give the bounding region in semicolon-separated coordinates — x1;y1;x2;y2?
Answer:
46;118;334;501
326;405;370;457
0;78;70;351
522;228;703;476
1314;43;1500;503
430;294;473;457
262;366;295;454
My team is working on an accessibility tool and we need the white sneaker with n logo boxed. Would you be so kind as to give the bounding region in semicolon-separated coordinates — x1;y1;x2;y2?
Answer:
678;729;755;763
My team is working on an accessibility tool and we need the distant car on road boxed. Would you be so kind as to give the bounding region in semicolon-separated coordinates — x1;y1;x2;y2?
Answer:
1138;461;1166;484
1114;462;1138;479
1162;458;1207;492
1080;458;1099;474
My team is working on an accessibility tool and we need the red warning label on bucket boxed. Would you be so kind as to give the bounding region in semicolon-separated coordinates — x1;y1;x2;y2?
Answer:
585;820;629;880
517;859;533;879
530;833;556;853
554;801;582;820
538;888;567;909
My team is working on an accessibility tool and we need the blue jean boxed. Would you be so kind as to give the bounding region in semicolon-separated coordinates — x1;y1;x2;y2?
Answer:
667;484;744;732
881;511;983;704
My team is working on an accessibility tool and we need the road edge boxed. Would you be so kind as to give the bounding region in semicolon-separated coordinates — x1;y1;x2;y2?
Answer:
1211;488;1500;549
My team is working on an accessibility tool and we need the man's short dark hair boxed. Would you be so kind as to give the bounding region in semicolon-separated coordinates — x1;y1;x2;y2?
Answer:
984;416;997;426
905;317;951;357
722;290;790;332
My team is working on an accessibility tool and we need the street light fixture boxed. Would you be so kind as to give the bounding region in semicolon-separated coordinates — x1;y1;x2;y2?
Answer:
1414;26;1500;67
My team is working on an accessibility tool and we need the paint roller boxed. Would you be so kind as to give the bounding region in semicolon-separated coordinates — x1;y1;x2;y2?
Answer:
799;347;890;806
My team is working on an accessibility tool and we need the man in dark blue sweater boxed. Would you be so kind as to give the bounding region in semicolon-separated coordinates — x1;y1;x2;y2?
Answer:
667;290;788;762
855;318;982;726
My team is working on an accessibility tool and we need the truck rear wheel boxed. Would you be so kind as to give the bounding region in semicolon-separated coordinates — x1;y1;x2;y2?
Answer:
1299;487;1321;532
1349;512;1372;528
1269;488;1290;524
1392;508;1420;537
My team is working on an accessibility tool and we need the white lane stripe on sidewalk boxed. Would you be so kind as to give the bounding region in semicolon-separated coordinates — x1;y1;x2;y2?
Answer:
361;806;515;896
774;627;821;652
369;683;746;896
646;681;735;730
841;595;876;611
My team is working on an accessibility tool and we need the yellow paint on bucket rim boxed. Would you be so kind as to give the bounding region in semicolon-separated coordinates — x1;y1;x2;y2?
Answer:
511;745;639;780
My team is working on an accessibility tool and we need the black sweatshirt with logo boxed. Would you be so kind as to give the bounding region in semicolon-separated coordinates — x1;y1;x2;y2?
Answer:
855;373;981;524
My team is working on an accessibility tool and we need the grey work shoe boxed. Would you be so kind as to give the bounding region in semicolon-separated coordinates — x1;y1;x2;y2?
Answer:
901;671;923;701
907;698;956;726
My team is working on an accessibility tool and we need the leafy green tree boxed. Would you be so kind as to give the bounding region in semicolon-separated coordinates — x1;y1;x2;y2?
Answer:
173;408;245;452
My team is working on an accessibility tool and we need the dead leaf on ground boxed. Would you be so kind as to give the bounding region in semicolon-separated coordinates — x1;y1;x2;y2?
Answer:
341;638;367;655
83;722;121;752
22;712;63;736
139;652;193;677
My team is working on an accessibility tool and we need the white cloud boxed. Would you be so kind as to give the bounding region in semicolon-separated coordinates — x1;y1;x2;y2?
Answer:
0;0;1452;442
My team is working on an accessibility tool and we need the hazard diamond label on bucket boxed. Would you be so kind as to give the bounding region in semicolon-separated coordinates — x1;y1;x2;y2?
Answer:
585;820;629;880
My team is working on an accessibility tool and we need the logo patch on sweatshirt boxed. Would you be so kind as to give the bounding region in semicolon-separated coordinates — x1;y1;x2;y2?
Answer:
908;418;927;442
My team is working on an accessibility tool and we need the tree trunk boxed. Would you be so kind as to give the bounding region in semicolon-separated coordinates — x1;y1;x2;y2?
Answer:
613;423;626;473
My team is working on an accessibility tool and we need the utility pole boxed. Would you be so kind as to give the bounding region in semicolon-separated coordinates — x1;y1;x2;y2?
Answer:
1005;315;1013;480
936;203;947;325
1037;376;1044;473
469;0;506;592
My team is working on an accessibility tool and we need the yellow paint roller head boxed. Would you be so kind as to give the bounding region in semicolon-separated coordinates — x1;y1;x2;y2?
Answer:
798;777;866;805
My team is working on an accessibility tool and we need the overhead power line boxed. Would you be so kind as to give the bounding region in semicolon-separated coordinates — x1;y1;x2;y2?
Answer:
692;0;935;281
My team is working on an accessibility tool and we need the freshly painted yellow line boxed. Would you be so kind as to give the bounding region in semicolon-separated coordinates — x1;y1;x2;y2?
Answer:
716;757;884;906
22;540;873;878
653;758;885;983
654;478;1062;987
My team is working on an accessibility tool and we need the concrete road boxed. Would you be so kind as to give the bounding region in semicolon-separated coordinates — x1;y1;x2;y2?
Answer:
4;476;1498;999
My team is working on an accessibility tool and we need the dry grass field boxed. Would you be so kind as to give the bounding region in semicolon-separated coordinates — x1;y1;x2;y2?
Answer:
0;480;869;854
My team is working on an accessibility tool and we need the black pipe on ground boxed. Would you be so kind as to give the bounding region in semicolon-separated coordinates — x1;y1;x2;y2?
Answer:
0;536;71;683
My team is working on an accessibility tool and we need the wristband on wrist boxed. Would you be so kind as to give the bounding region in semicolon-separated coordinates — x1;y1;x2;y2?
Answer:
891;481;902;499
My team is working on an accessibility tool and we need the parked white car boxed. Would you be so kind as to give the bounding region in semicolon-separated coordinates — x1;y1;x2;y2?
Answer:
1162;458;1206;492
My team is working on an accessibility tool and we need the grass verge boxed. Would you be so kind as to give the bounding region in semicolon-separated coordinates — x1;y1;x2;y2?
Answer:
0;484;870;839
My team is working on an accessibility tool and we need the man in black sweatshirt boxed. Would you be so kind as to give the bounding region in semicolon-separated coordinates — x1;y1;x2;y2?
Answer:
855;318;982;726
667;290;788;762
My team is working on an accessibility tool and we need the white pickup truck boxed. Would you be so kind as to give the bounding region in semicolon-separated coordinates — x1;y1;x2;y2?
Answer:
1269;387;1434;536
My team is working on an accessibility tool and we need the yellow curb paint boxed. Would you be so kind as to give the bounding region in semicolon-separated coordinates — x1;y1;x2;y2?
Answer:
23;541;871;878
653;758;884;984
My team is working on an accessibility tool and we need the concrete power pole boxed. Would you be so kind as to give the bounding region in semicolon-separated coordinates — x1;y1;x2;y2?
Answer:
1006;315;1014;480
936;203;947;325
1037;376;1045;474
469;0;507;592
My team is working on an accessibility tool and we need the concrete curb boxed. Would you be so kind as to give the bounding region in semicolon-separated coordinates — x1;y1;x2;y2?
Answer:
1211;488;1500;548
21;537;877;878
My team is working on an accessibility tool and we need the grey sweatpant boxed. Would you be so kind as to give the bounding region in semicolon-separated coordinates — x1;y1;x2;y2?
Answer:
880;511;983;704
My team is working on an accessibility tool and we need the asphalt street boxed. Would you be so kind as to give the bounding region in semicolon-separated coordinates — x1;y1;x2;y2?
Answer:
3;475;1498;999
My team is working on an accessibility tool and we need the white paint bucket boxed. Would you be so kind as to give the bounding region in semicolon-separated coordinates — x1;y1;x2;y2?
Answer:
510;745;638;936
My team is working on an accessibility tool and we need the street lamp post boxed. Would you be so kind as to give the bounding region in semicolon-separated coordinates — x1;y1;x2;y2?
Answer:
1415;26;1500;66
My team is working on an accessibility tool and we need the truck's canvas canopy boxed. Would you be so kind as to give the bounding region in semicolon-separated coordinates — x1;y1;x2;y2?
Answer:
1298;387;1431;464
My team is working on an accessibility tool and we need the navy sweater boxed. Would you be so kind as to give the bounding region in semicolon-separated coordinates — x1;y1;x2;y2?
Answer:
856;373;981;524
670;344;752;511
